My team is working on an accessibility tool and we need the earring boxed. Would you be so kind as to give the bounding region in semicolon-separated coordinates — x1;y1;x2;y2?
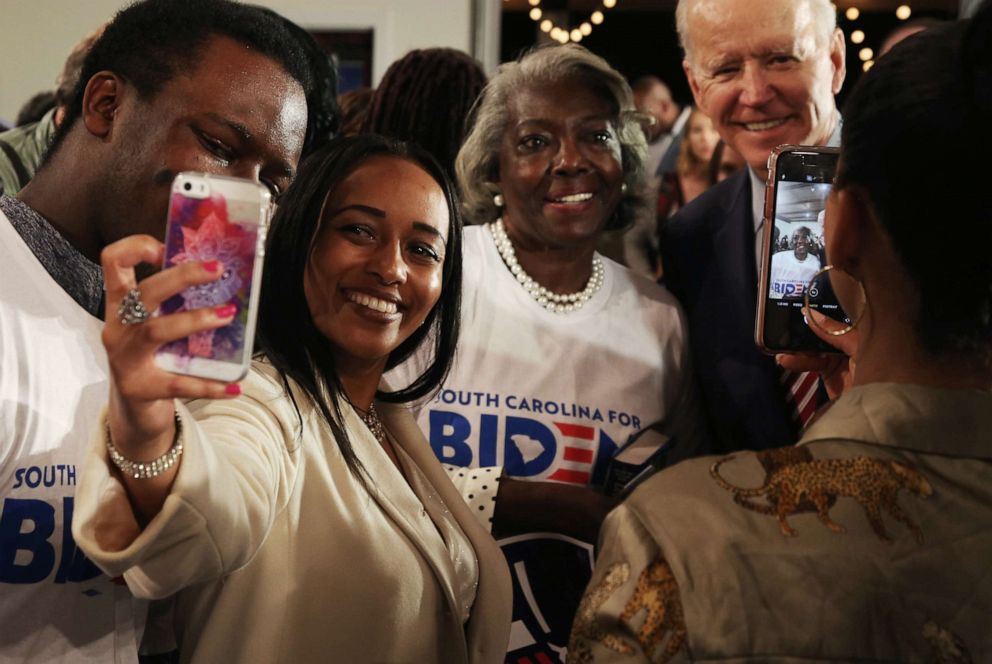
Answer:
621;182;628;195
493;192;504;208
803;264;868;336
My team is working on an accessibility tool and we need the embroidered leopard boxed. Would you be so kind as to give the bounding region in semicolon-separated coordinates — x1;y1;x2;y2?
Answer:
568;562;633;663
711;453;933;542
568;557;689;664
617;557;689;663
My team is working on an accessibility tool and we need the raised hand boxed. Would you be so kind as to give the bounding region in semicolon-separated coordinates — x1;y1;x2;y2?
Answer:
776;306;858;401
100;234;241;519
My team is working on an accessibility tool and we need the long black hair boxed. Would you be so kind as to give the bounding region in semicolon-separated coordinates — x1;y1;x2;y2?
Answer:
361;48;487;184
837;2;992;357
255;134;462;479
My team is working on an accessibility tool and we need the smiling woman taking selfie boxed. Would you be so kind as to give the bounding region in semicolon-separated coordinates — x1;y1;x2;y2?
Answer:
390;44;707;657
71;135;511;663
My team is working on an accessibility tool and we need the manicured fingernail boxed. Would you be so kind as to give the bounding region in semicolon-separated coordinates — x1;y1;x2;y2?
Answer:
203;260;220;273
225;383;241;396
215;304;237;318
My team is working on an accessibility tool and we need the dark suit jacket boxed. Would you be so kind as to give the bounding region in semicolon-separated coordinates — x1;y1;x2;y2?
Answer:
660;170;800;453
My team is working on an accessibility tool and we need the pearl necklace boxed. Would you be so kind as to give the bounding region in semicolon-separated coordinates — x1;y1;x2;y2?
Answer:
490;218;605;314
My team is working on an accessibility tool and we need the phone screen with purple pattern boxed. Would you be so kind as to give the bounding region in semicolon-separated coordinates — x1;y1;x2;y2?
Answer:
158;191;259;366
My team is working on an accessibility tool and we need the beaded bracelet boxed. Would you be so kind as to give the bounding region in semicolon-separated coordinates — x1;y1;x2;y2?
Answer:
106;411;184;479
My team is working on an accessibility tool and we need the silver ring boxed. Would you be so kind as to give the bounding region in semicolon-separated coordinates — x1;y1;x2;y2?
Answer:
118;288;150;326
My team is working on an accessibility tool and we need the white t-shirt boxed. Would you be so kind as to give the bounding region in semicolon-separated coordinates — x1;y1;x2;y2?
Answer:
769;250;822;300
389;224;705;661
0;210;143;663
392;224;706;496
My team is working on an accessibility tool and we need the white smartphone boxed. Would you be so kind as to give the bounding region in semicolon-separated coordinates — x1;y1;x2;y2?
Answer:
153;172;270;382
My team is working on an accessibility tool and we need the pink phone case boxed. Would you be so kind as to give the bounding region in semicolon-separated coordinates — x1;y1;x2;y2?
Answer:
154;172;270;381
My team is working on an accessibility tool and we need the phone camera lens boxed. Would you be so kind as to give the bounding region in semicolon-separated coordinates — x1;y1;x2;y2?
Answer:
183;182;192;191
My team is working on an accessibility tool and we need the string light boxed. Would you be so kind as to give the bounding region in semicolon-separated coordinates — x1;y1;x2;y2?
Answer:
851;29;865;44
845;7;860;20
528;0;616;43
863;60;874;71
859;47;874;61
896;4;912;19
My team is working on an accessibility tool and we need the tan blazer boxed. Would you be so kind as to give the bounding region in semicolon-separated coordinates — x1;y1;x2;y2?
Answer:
73;362;511;663
569;383;992;663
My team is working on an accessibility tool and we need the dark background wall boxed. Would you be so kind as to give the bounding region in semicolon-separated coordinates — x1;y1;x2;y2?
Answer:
501;7;957;110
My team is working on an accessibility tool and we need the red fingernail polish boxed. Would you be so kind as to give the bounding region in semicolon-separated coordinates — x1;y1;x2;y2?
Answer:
225;383;241;396
215;304;237;318
203;260;220;273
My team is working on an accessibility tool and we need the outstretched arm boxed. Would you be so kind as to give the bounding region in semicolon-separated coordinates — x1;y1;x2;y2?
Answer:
99;234;241;522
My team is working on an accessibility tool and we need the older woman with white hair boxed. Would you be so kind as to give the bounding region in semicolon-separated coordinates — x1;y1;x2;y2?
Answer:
390;43;707;660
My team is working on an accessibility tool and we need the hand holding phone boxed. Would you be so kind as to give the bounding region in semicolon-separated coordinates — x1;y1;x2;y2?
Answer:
99;234;244;491
777;307;859;401
154;172;270;381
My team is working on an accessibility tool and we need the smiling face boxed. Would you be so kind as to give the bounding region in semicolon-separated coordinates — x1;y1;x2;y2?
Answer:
793;228;812;259
682;0;845;179
496;79;624;252
304;156;449;373
100;34;308;245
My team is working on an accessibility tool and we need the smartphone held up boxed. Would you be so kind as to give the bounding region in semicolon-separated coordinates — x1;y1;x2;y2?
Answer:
153;172;270;382
755;146;854;354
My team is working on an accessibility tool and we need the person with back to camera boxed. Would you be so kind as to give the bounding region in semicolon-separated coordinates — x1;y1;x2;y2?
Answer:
72;134;512;663
660;0;846;454
570;6;992;661
389;43;707;662
361;47;487;185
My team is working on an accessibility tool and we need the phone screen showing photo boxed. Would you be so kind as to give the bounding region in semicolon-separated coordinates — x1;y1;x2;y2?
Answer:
157;188;260;370
761;149;848;352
